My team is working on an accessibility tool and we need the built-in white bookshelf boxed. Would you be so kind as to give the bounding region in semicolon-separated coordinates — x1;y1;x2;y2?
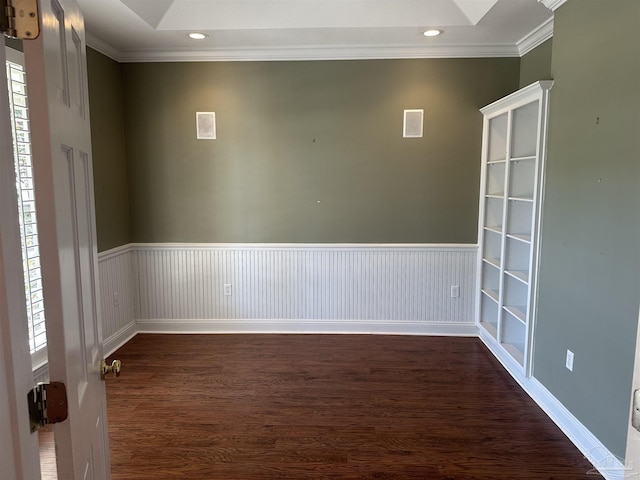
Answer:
476;81;553;374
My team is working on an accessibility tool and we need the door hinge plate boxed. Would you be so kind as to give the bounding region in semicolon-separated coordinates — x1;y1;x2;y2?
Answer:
1;0;39;40
633;389;640;432
28;381;68;433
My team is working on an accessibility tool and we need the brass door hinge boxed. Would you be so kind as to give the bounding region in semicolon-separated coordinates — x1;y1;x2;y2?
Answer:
1;0;39;40
28;382;68;433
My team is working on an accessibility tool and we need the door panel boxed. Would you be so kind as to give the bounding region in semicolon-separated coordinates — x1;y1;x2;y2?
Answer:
22;0;110;477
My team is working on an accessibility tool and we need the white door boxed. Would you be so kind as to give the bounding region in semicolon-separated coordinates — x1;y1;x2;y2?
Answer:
626;307;640;478
1;0;110;478
0;44;42;480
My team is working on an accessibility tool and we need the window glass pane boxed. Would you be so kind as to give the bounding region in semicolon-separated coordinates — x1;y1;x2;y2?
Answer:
6;54;47;357
11;80;25;95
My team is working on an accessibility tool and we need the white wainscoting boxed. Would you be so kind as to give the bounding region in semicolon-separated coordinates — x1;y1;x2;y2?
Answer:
99;245;137;357
129;243;477;335
32;245;137;383
97;243;478;343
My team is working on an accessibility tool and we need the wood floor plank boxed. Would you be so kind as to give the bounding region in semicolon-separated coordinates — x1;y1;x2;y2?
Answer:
105;334;601;479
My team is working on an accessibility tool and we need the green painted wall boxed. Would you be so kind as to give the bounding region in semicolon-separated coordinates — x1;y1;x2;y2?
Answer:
533;0;640;459
519;38;553;88
87;48;132;252
121;58;519;243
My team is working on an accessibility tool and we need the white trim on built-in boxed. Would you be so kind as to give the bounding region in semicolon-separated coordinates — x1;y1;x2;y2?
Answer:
480;80;554;117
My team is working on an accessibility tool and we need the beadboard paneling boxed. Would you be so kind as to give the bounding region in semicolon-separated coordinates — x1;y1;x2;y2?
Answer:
98;245;136;355
131;244;477;331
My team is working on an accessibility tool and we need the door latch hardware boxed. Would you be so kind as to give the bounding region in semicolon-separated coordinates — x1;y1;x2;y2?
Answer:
28;382;68;433
101;359;122;380
0;0;39;39
632;389;640;432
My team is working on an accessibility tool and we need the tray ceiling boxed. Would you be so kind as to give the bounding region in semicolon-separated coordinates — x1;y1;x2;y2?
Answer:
77;0;554;62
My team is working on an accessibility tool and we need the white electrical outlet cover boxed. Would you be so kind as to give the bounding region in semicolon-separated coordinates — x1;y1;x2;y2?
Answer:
566;350;574;371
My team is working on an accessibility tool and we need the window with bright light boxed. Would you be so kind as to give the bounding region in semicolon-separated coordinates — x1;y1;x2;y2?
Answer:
5;48;47;367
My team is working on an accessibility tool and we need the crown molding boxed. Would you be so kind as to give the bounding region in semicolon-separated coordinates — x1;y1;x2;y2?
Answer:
517;17;554;56
85;29;565;63
480;80;553;115
86;32;123;62
539;0;568;12
113;43;520;63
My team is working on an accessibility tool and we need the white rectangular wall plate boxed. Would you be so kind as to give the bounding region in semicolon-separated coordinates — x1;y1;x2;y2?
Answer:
403;109;424;138
196;112;216;139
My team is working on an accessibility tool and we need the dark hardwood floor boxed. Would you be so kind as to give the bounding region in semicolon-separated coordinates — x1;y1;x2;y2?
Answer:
104;334;601;479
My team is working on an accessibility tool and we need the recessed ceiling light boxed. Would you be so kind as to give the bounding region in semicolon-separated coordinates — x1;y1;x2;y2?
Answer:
423;29;443;37
188;32;208;40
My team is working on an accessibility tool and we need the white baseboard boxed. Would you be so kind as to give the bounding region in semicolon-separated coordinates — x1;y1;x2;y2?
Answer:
478;329;624;480
103;321;137;358
135;318;478;336
527;378;626;480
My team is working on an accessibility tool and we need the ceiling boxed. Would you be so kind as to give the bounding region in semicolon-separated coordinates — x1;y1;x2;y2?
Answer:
77;0;554;62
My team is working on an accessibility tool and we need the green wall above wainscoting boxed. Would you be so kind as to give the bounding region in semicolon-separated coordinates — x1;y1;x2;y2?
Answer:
120;58;519;244
87;48;132;252
520;39;553;89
